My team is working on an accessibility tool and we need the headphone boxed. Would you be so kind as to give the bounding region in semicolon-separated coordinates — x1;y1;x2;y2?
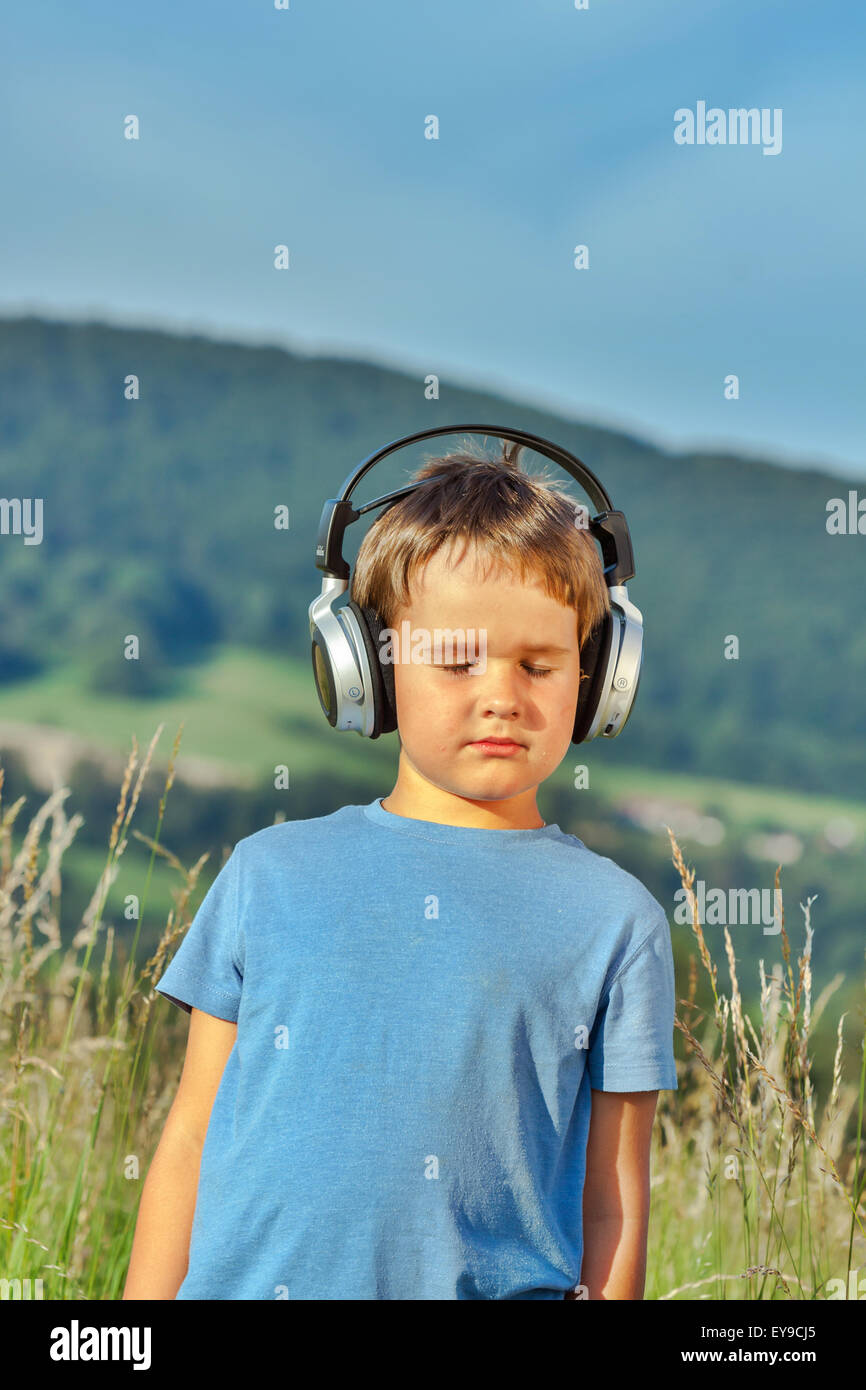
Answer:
309;424;643;742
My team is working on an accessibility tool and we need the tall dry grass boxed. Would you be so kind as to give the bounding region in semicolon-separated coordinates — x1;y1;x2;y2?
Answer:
0;724;211;1299
647;831;866;1299
0;731;864;1299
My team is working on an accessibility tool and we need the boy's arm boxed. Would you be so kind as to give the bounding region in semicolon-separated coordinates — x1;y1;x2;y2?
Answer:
122;1007;237;1300
578;1088;659;1300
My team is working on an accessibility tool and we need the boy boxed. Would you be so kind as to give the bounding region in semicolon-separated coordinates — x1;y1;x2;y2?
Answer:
123;441;677;1301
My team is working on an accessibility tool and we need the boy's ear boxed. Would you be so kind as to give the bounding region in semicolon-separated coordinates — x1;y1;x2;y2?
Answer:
345;599;399;737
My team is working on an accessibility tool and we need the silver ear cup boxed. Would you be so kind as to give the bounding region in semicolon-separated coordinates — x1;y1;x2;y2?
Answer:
583;586;643;739
308;580;377;736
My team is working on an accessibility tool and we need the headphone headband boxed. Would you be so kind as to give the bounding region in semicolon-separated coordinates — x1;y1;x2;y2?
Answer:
314;423;634;587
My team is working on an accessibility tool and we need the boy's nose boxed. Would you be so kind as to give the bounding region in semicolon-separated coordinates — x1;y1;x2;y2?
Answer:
477;679;523;720
482;698;521;721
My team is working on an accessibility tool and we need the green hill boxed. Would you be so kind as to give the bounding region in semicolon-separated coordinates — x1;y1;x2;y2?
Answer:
1;314;862;798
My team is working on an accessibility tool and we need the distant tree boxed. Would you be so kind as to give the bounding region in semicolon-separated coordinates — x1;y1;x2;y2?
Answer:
0;642;43;684
83;627;179;698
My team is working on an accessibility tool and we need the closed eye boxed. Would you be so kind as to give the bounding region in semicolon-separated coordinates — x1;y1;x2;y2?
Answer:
442;663;552;680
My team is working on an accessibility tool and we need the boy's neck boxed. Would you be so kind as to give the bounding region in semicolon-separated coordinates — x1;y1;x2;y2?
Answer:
381;770;546;831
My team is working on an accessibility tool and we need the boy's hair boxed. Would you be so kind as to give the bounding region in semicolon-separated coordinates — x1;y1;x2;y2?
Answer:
350;438;611;659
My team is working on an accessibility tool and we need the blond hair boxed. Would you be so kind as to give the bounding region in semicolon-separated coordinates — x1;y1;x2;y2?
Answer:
350;437;610;654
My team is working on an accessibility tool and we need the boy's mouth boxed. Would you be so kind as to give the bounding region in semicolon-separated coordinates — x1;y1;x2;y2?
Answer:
467;736;525;754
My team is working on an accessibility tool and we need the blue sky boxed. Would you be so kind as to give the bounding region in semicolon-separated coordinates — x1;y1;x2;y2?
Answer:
3;0;864;476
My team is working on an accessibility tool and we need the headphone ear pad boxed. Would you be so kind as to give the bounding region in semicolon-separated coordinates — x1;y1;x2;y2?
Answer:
345;599;398;737
573;614;614;743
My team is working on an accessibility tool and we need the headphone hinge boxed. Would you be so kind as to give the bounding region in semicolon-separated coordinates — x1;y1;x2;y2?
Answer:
590;510;635;585
315;499;360;579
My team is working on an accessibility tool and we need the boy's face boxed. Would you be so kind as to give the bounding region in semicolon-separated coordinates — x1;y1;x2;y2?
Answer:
384;540;582;828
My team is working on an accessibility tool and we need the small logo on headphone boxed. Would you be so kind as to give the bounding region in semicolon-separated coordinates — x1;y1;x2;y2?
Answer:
615;675;630;690
348;685;361;699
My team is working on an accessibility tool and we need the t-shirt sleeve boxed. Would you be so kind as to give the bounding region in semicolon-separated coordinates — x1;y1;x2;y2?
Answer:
153;844;243;1022
587;911;678;1091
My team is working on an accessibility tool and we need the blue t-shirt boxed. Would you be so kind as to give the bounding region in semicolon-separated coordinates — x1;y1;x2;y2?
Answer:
154;797;677;1300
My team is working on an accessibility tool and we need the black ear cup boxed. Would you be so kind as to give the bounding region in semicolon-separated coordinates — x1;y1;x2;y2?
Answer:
345;599;399;738
573;614;614;744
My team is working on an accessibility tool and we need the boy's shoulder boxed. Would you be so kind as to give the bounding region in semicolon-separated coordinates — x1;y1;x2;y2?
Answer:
236;802;362;859
558;832;670;930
